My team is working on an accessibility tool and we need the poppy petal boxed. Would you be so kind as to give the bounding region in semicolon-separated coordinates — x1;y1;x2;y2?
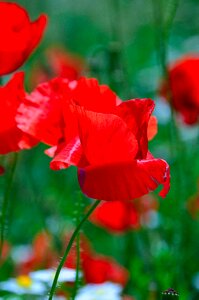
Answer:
82;254;129;286
117;99;155;158
72;105;138;165
27;15;47;57
0;72;37;154
50;139;87;170
16;78;67;146
147;116;158;141
71;77;117;113
78;158;170;201
90;201;139;233
0;3;47;76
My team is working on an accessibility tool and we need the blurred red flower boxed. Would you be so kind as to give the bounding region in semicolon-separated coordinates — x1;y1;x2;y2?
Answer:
30;46;86;88
0;2;47;76
89;201;140;233
0;241;10;265
17;77;170;201
0;72;37;155
62;232;128;286
0;165;5;175
160;55;199;125
89;194;158;233
17;231;57;275
187;191;199;218
82;254;129;286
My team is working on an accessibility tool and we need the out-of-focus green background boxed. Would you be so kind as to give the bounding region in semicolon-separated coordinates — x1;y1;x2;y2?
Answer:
1;1;199;299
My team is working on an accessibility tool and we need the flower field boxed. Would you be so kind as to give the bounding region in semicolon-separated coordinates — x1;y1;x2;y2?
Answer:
0;1;199;299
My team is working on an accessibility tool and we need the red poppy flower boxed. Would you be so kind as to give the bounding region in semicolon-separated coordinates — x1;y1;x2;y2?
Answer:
63;232;92;269
30;46;86;88
47;47;85;79
0;2;47;76
17;77;170;201
0;72;37;155
89;195;158;233
61;232;128;286
51;83;169;201
160;55;199;125
75;100;170;201
90;201;140;233
17;231;57;275
82;254;129;286
0;241;10;265
17;77;118;167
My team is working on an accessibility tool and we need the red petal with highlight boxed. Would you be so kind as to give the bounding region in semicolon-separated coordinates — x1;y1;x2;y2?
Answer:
50;139;88;170
0;72;37;154
17;78;67;146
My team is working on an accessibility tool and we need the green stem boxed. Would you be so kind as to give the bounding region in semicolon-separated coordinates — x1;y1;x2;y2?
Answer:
108;0;130;97
48;200;100;300
152;0;181;177
71;194;82;300
71;230;80;300
152;0;187;288
0;152;18;260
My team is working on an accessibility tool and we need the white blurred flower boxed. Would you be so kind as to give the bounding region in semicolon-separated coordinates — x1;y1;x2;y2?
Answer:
30;267;82;285
75;282;123;300
0;275;46;295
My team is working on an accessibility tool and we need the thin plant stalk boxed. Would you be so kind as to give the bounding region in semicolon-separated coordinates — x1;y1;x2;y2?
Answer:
0;152;18;260
48;200;100;300
152;0;188;287
71;194;82;300
108;0;130;97
152;0;182;188
71;230;80;300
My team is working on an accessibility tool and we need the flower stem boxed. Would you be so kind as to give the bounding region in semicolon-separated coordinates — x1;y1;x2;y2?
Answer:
71;229;80;300
71;193;82;300
108;0;130;97
0;152;18;260
152;0;182;185
48;200;100;300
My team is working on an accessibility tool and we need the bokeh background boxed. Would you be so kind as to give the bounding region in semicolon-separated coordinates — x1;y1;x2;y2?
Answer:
1;0;199;299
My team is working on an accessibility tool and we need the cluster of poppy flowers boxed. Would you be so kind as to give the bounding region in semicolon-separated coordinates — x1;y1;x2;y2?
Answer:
1;1;199;299
2;0;199;204
0;231;134;299
0;2;171;203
